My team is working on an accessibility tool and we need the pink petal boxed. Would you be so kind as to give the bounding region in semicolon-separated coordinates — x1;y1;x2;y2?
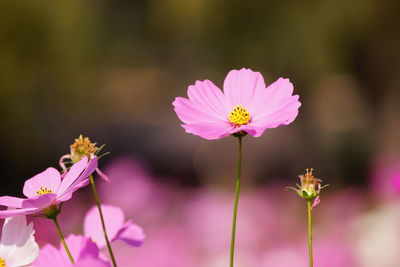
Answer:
249;78;293;113
59;154;71;178
187;80;229;117
223;68;266;108
0;207;39;218
115;220;145;247
57;158;97;199
312;196;321;209
182;122;234;140
21;193;57;209
33;244;67;267
61;235;100;261
95;168;110;183
251;78;299;119
173;97;225;124
74;255;111;267
23;168;61;198
0;196;25;208
83;205;125;248
56;157;88;195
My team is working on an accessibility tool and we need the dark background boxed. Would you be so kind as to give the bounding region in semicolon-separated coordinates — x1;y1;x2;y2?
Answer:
1;0;399;195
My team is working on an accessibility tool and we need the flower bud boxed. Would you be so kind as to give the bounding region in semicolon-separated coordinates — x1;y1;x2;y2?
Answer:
288;169;327;207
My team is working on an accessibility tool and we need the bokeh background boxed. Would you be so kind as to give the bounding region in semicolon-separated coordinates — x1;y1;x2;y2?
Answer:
1;1;400;266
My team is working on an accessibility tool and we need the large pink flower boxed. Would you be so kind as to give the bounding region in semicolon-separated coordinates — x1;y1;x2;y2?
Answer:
173;68;301;140
0;157;97;218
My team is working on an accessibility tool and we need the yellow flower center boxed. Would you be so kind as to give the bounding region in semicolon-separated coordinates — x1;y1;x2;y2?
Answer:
0;257;7;267
229;105;251;126
36;187;53;196
70;134;98;163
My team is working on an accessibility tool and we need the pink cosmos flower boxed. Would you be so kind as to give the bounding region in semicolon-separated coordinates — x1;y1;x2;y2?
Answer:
33;234;110;267
173;68;301;140
0;157;97;218
84;205;145;248
0;215;39;267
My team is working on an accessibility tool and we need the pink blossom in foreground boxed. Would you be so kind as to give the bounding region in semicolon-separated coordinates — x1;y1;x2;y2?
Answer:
173;68;301;140
0;215;39;267
33;234;110;267
84;205;145;248
0;157;97;218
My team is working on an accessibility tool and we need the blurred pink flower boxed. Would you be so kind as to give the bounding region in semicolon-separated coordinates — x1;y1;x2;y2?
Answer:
0;157;97;218
84;205;145;248
33;234;110;267
0;215;39;267
173;68;301;140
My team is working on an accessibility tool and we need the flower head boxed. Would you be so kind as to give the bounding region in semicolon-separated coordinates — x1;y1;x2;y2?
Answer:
70;135;99;163
288;168;327;208
173;68;301;140
0;215;39;267
33;234;110;267
0;157;97;218
60;135;110;183
84;205;145;248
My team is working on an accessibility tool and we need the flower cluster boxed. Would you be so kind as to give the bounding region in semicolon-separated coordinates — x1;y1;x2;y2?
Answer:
0;136;145;266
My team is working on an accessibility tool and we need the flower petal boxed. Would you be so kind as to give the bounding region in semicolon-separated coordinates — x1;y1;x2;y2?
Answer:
223;68;266;108
187;80;229;118
62;235;99;261
173;97;225;124
115;220;145;247
251;78;298;119
84;205;125;248
0;216;39;266
23;168;61;198
32;244;67;267
74;255;111;267
0;196;25;208
56;157;88;195
21;193;57;209
182;122;234;140
0;208;39;219
57;158;97;199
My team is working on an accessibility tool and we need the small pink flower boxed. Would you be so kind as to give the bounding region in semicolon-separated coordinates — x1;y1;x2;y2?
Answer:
173;68;301;140
0;157;97;218
33;234;110;267
0;215;39;267
84;205;145;248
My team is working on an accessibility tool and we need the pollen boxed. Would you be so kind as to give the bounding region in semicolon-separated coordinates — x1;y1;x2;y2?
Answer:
229;105;251;126
0;257;7;267
36;187;53;196
70;134;98;162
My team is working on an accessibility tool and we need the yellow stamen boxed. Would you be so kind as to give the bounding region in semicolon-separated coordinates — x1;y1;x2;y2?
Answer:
229;105;251;126
0;257;7;267
70;134;98;162
36;187;53;196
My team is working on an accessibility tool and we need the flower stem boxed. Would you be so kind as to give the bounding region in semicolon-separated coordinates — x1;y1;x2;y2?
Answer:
307;200;313;267
230;136;243;267
89;175;118;267
52;217;74;264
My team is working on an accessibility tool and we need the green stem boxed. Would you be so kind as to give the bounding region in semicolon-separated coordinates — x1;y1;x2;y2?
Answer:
230;136;243;267
307;200;313;267
90;175;118;267
52;217;75;264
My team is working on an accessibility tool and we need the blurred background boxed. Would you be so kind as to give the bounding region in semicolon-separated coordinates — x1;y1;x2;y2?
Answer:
0;1;399;266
